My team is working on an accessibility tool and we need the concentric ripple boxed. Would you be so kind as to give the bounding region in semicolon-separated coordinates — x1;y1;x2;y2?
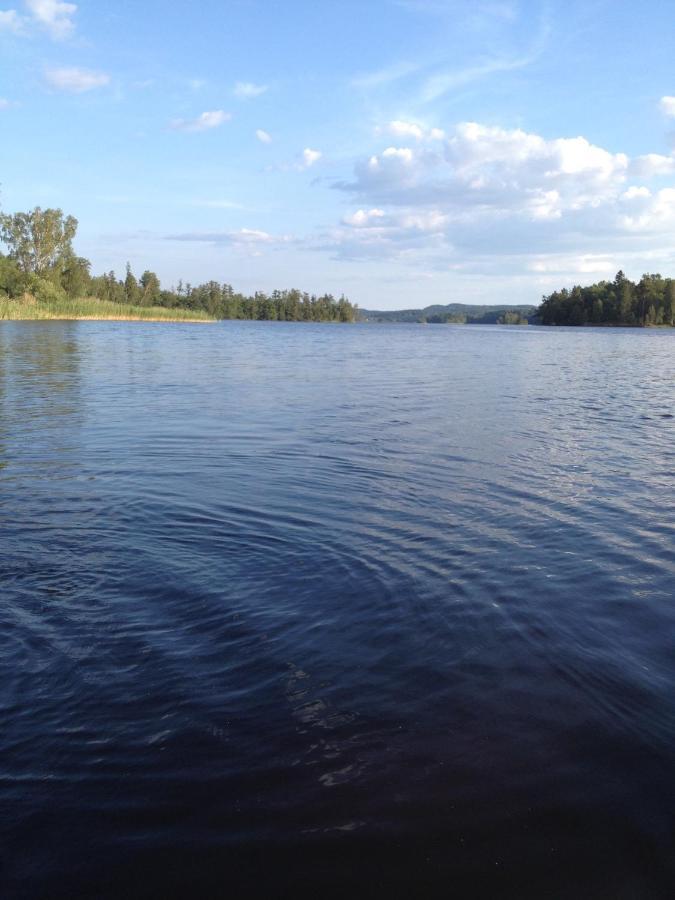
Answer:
0;320;673;898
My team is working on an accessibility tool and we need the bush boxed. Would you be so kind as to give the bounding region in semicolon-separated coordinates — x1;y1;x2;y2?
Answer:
29;276;67;304
0;255;25;298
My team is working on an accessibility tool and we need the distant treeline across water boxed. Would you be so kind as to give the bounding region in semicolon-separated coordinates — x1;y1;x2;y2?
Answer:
0;206;358;323
539;271;675;326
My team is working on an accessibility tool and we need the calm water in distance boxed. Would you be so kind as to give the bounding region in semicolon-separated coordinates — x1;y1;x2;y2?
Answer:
1;321;674;898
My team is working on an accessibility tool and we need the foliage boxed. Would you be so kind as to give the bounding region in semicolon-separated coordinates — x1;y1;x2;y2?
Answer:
0;205;358;323
0;253;25;297
538;271;675;326
0;207;77;275
361;303;536;324
28;275;67;304
89;274;358;322
497;311;528;325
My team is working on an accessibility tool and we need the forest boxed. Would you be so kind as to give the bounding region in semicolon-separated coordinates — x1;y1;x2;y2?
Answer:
537;271;675;326
0;206;357;323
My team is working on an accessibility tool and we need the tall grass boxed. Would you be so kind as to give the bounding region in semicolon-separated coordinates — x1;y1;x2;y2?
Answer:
0;294;215;322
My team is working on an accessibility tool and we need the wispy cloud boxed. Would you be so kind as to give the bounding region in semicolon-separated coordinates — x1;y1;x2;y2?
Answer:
194;199;246;210
45;66;110;92
419;55;535;102
351;60;421;90
353;4;548;105
256;128;272;143
167;228;292;255
418;9;551;102
234;81;269;99
0;9;23;32
169;110;232;132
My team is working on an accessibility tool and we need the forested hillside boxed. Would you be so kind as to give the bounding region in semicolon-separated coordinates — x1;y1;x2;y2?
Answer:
360;303;535;324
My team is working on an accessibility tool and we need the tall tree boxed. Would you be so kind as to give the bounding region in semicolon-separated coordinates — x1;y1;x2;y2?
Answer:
140;270;161;306
124;263;140;304
0;207;78;275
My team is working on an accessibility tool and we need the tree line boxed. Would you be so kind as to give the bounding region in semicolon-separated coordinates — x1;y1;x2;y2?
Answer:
0;206;357;323
538;271;675;326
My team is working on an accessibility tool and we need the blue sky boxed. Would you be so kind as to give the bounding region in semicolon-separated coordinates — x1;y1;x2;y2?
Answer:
1;0;675;309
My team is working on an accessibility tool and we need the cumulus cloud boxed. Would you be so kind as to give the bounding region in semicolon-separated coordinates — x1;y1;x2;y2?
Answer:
341;123;631;213
256;128;272;143
45;66;110;92
659;96;675;118
328;120;675;271
234;81;269;99
170;110;231;132
377;120;445;142
629;153;675;178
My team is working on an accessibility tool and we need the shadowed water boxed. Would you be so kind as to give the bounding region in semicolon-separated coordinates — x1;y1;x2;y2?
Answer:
1;321;673;898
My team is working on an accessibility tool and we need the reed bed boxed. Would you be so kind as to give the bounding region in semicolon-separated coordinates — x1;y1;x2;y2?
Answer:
0;295;215;322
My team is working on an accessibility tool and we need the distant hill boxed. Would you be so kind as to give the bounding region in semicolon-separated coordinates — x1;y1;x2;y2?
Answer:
359;303;537;324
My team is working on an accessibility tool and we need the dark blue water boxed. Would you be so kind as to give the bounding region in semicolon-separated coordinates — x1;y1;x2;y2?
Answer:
1;321;673;898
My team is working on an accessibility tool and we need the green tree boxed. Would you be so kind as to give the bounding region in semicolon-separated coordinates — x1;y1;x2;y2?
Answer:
0;207;78;275
124;262;140;304
60;254;91;299
140;270;161;306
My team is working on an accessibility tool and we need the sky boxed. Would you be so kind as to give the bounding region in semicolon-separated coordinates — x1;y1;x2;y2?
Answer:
1;0;675;309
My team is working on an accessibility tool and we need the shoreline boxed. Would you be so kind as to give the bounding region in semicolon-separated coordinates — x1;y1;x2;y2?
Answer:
1;315;214;323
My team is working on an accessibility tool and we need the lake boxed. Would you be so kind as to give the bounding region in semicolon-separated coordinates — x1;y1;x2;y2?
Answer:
1;321;673;898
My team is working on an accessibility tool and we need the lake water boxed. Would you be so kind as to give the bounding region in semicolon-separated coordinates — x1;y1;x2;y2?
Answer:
1;321;673;898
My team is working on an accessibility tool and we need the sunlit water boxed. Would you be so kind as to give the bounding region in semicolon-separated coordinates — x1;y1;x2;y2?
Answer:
1;321;673;898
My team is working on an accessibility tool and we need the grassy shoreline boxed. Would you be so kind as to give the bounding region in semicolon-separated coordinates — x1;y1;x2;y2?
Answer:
0;295;215;322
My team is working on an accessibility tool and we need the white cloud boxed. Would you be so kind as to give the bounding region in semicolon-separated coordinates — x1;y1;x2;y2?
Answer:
0;97;12;108
1;1;78;40
45;66;110;92
302;147;322;168
343;208;385;226
256;128;272;143
629;153;675;178
234;81;269;99
377;120;446;142
659;96;675;118
167;228;292;255
528;254;615;274
170;110;231;132
25;0;76;40
328;120;675;271
384;120;424;140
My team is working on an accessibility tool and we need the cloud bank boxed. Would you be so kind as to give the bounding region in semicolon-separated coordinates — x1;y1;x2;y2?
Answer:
327;120;675;274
